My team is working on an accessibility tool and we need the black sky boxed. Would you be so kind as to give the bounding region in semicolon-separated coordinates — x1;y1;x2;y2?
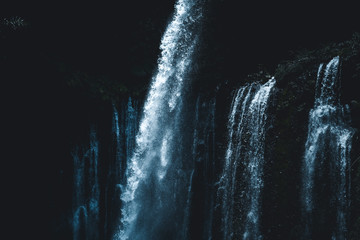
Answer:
4;0;360;76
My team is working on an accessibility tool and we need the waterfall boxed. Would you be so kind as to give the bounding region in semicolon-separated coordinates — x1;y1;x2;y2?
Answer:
219;78;276;240
125;98;138;172
105;98;138;239
302;56;354;239
112;102;123;180
112;98;138;186
117;0;203;239
72;127;100;240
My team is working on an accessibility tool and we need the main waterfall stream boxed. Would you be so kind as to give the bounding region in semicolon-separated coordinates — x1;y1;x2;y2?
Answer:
116;0;204;239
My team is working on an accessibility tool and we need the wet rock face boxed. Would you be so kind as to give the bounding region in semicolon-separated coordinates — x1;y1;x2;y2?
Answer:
262;48;360;239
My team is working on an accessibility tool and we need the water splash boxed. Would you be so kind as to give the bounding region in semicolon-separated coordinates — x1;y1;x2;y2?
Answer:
219;78;276;240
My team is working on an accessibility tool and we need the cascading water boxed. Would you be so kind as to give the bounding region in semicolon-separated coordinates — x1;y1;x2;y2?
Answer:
219;78;276;240
124;99;138;174
72;127;100;240
112;98;138;186
116;0;203;239
302;56;354;240
105;98;138;239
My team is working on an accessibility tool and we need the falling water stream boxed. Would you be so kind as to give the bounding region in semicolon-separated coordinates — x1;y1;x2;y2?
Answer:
116;0;203;239
105;98;138;239
219;78;276;240
73;127;100;240
302;56;353;240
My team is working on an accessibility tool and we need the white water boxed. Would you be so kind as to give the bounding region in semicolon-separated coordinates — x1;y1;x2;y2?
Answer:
116;0;203;239
302;56;353;239
219;78;276;240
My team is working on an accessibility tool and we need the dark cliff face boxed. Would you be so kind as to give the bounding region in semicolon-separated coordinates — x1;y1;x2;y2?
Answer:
189;33;360;239
264;38;360;239
261;70;317;239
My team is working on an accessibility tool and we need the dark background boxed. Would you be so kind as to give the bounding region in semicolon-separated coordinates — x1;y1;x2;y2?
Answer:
2;0;360;239
4;0;360;76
